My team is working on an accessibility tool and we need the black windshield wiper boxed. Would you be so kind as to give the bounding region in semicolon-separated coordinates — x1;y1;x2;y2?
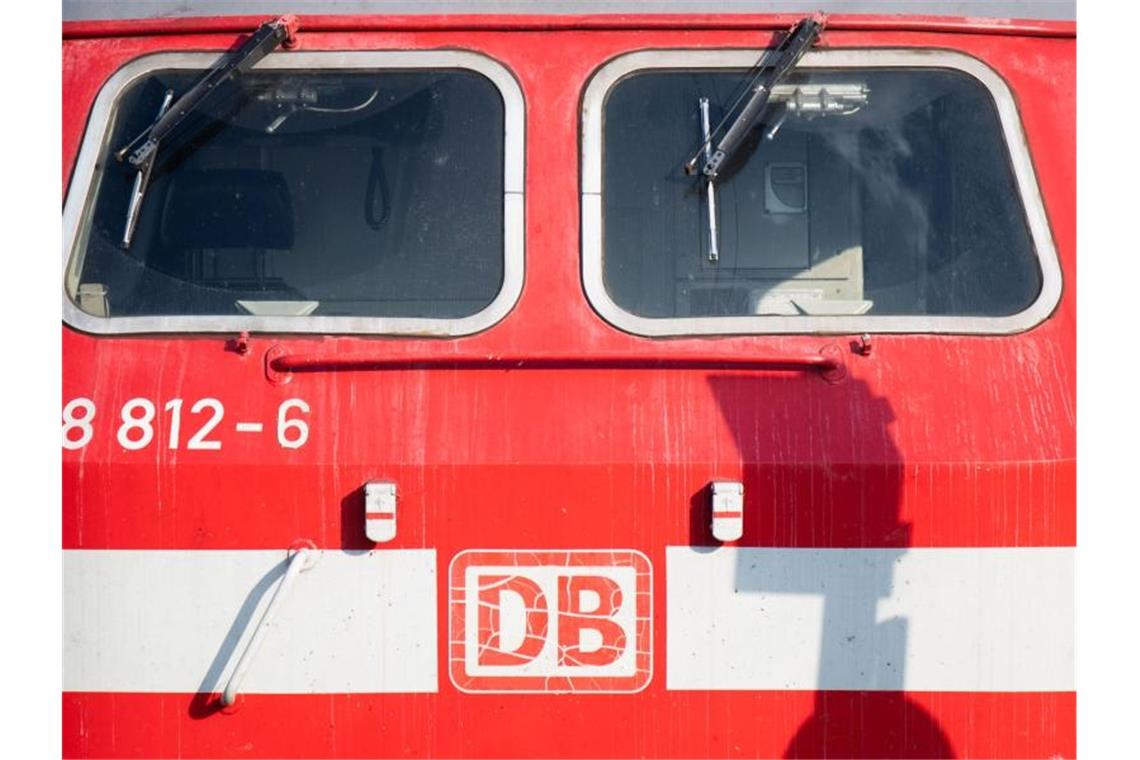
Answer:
115;15;299;248
684;15;823;180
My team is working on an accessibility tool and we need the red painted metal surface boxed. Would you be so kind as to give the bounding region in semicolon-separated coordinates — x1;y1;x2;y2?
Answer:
64;691;1074;758
61;14;1076;759
62;14;1077;39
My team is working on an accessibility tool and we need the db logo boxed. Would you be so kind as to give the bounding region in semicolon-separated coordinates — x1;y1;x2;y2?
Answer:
448;550;653;693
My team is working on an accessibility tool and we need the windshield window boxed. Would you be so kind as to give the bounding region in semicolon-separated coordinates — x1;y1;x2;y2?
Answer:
599;67;1043;323
71;67;505;321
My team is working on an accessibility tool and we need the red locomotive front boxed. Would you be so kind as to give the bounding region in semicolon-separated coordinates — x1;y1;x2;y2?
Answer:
62;8;1075;758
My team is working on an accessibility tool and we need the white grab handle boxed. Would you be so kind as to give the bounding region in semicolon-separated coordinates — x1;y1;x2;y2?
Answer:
221;545;317;707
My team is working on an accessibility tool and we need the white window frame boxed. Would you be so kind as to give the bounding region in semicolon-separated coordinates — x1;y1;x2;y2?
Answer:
580;49;1063;336
63;50;525;336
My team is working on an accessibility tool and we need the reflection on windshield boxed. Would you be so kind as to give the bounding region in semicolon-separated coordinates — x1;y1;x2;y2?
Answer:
602;68;1042;320
74;69;506;320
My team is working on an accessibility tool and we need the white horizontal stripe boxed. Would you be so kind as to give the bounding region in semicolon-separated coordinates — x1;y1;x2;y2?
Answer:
666;546;1073;692
64;549;437;693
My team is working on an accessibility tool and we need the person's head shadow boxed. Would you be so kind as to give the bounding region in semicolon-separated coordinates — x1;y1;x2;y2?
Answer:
700;373;954;759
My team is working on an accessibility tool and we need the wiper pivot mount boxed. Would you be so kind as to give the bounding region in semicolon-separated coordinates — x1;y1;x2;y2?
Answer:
115;15;299;248
685;15;824;180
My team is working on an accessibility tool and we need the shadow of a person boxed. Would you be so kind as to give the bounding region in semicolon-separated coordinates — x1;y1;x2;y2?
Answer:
702;373;954;759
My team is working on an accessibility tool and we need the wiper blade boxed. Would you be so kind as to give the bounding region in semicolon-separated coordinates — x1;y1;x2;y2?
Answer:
120;89;173;248
116;15;299;248
684;15;823;180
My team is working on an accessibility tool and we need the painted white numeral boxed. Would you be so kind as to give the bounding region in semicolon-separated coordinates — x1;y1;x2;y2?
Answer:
68;396;308;451
117;398;156;450
187;398;224;450
62;398;96;450
277;399;310;449
164;398;183;450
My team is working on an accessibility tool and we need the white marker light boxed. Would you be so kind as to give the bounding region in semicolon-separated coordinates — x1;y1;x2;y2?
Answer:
364;481;397;543
710;481;744;542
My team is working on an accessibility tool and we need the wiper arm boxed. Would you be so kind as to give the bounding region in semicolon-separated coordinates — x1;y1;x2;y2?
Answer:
684;15;823;180
116;16;298;170
116;15;299;248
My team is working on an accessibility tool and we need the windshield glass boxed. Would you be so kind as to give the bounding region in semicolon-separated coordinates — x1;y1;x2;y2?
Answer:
601;67;1042;320
71;68;505;320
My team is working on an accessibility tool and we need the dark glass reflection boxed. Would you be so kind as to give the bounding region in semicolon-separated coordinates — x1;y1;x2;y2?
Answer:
602;68;1041;320
77;69;505;319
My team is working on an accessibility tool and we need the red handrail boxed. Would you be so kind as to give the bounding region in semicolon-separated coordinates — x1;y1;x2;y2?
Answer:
265;345;847;383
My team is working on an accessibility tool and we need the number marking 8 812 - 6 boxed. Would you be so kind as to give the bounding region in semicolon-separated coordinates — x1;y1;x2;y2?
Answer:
62;397;310;451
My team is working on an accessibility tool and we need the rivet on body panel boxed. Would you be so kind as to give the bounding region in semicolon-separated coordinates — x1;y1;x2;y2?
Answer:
225;330;251;356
